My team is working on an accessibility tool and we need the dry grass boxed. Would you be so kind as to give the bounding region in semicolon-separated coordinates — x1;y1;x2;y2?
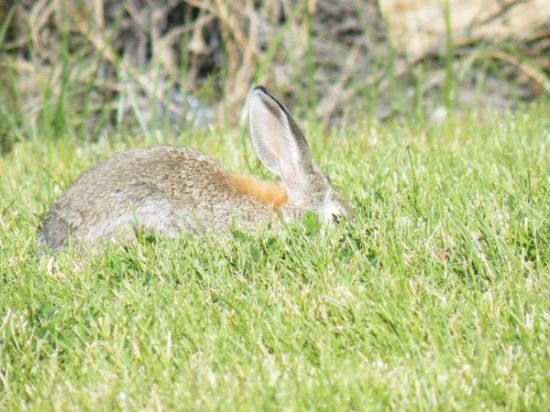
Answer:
0;0;548;152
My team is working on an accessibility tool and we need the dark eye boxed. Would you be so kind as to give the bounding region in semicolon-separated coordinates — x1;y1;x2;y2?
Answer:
332;214;343;225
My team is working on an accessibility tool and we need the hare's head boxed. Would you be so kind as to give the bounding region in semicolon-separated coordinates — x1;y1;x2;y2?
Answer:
248;86;352;224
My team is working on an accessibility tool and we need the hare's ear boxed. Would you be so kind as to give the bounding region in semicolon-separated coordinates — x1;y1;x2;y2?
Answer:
248;86;315;193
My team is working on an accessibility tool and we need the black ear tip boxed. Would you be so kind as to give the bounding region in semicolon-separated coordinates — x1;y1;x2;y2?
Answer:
250;86;283;111
252;85;269;94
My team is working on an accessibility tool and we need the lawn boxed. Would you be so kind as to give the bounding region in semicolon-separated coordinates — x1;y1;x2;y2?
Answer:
0;105;548;410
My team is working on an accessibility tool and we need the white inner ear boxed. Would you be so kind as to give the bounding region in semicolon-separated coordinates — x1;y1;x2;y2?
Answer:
248;89;311;192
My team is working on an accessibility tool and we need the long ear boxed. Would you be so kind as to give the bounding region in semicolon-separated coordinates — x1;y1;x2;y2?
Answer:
248;86;315;193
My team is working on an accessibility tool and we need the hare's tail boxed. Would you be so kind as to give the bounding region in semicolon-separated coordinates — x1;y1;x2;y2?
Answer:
37;211;72;252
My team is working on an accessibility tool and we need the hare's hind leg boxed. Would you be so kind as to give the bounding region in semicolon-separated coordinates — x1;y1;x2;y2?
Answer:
38;211;72;252
133;198;200;236
82;198;197;243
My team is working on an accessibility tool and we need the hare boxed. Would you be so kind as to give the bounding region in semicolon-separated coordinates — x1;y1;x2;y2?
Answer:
38;86;352;251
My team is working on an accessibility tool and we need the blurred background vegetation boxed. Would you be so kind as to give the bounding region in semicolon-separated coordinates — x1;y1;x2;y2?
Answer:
0;0;548;153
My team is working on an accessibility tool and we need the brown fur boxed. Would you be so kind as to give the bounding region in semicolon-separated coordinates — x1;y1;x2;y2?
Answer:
226;174;288;209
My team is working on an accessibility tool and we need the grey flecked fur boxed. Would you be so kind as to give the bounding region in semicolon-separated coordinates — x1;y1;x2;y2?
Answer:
38;86;352;252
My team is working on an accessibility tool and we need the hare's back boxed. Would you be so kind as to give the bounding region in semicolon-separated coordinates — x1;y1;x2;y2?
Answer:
69;145;223;194
77;145;222;187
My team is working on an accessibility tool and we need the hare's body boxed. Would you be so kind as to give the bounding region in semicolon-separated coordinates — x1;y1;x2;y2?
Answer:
39;146;284;250
39;86;351;252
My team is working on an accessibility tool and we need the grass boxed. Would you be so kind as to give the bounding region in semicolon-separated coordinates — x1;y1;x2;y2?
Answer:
0;102;549;410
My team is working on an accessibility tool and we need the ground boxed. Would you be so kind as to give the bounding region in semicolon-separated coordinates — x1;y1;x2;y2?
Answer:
0;105;548;410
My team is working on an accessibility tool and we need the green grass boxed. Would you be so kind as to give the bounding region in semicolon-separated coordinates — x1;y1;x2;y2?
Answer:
1;104;549;411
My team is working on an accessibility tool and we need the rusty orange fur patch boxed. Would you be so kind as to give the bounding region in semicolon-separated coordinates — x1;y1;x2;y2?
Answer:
226;174;288;209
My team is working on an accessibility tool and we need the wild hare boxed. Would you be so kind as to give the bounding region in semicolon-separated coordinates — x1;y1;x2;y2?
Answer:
38;86;352;252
